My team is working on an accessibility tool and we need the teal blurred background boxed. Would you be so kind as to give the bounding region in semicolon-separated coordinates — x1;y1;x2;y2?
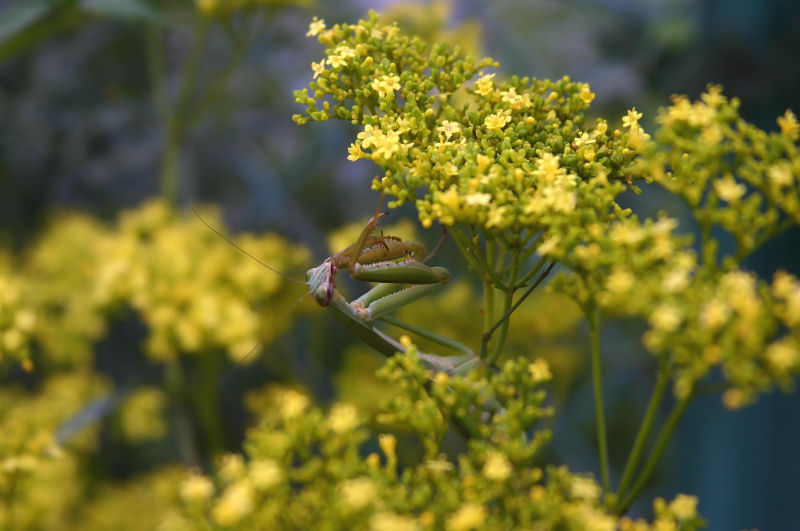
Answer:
1;0;799;528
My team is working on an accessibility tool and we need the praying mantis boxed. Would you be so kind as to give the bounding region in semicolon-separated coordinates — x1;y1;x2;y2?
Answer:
305;194;482;378
196;194;502;437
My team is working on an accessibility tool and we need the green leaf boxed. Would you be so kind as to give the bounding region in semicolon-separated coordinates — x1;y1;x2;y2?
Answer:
79;0;161;22
0;1;51;44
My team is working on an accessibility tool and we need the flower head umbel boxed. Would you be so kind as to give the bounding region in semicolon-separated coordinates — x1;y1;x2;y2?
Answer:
294;11;638;236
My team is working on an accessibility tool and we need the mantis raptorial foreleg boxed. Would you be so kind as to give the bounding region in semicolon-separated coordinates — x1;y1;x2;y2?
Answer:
305;194;480;377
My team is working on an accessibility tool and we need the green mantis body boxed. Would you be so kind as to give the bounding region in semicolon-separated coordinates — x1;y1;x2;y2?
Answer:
305;198;481;377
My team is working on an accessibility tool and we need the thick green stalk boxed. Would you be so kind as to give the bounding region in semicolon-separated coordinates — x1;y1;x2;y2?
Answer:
615;359;671;503
165;360;199;467
617;388;694;513
588;305;611;495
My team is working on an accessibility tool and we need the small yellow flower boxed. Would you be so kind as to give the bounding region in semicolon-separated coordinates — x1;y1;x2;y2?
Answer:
579;85;596;104
668;494;698;520
195;0;217;14
378;433;397;460
306;17;326;37
473;73;495;96
482;451;512;481
372;74;401;99
366;453;381;468
766;338;798;370
311;60;326;79
464;193;492;206
341;477;377;510
768;162;793;187
649;304;683;332
606;268;635;295
528;358;552;382
700;298;730;331
714;174;746;202
484;109;511;131
777;109;800;140
328;403;360;433
371;131;402;161
622;107;643;129
571;476;601;501
371;512;419;531
278;389;309;419
425;458;453;473
500;87;524;109
212;480;254;526
249;459;283;491
327;53;347;69
700;84;725;107
438;186;462;211
219;453;246;482
437;120;462;140
180;474;214;503
347;143;366;161
446;503;486;531
357;124;378;149
486;205;507;228
722;388;746;410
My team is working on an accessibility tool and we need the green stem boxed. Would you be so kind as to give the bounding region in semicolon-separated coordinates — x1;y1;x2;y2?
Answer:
617;388;694;514
588;304;611;495
146;26;168;122
159;19;210;206
165;360;199;467
480;262;555;360
188;20;251;129
450;226;496;284
482;239;496;357
514;255;547;289
191;352;225;458
487;248;520;365
615;358;671;503
735;217;795;264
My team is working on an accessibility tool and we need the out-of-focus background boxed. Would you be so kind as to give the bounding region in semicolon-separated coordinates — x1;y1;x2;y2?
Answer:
1;0;799;529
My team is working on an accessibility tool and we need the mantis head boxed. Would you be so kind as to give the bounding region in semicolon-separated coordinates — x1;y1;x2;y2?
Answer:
306;259;336;306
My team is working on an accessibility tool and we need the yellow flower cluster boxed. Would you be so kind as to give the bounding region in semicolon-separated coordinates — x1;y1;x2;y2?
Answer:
92;200;309;362
23;213;114;366
639;85;800;261
0;373;108;529
117;387;168;443
167;356;704;530
294;11;640;235
546;206;800;406
0;272;36;369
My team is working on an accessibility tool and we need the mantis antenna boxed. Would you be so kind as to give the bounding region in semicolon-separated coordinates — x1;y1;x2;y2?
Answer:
190;203;306;286
190;204;311;383
218;291;310;386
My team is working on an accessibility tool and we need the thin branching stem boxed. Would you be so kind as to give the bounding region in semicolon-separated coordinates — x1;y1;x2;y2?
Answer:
159;18;210;206
617;388;694;514
488;248;520;365
615;358;672;504
481;262;555;360
514;255;548;289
